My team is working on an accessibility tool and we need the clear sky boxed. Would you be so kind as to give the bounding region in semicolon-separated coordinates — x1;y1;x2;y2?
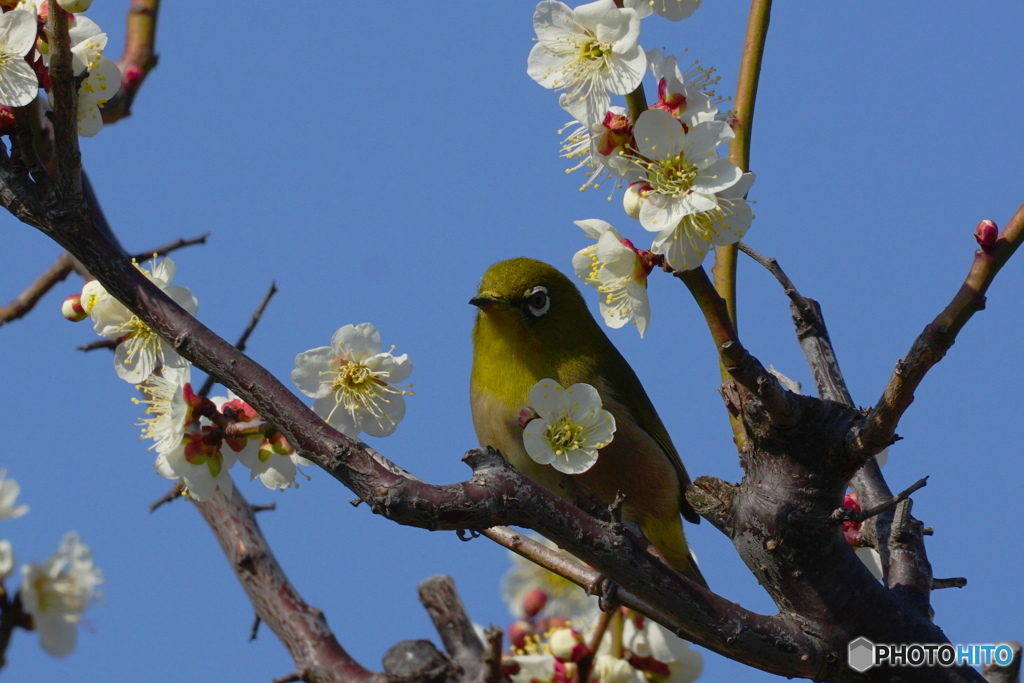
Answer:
1;2;1021;681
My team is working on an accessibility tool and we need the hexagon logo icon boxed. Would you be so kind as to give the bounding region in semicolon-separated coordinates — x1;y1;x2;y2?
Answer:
848;637;875;672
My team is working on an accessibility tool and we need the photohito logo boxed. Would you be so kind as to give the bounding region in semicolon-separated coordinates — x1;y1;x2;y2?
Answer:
848;637;1015;671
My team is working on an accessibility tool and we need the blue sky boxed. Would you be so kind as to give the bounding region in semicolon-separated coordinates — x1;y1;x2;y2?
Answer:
1;2;1021;681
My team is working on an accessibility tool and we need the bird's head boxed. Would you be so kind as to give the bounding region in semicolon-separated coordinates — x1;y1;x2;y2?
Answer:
470;258;597;345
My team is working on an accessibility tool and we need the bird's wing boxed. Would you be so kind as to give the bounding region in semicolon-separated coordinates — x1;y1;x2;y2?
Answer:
595;356;701;525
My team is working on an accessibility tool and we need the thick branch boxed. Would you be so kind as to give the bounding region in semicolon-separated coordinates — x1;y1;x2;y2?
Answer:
193;483;373;683
46;4;83;204
34;207;982;681
853;204;1024;456
418;576;485;680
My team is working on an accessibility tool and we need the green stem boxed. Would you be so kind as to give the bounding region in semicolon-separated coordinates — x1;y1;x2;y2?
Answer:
714;0;772;445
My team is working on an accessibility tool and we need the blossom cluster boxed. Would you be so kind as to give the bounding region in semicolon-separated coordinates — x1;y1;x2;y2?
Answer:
0;0;121;136
527;0;754;335
63;259;415;499
136;365;312;500
0;470;103;658
501;539;702;683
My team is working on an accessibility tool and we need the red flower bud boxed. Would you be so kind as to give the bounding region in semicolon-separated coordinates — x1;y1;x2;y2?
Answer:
522;587;548;619
507;620;533;650
974;220;998;251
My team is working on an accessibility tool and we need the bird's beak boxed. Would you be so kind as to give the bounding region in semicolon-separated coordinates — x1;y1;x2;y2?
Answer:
469;294;503;309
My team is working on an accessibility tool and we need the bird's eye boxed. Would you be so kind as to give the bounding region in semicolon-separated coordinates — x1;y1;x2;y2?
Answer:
525;286;550;317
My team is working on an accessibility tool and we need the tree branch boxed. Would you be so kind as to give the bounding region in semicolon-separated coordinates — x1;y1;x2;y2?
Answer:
853;204;1024;457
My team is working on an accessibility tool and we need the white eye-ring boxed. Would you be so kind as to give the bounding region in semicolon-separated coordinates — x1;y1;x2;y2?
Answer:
526;286;550;317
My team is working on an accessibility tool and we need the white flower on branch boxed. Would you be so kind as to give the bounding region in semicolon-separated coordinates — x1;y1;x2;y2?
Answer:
20;532;103;658
522;379;615;475
572;219;652;336
292;323;413;438
0;10;40;107
528;0;646;127
82;257;198;384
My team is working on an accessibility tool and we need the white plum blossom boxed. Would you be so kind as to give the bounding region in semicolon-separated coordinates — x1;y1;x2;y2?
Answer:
292;323;412;438
623;615;703;683
0;470;28;520
559;102;634;193
623;0;701;22
75;55;120;137
649;170;755;271
528;0;645;127
20;532;103;658
134;365;194;455
83;257;198;384
572;219;651;336
0;9;40;107
645;48;719;128
522;379;615;475
629;109;741;232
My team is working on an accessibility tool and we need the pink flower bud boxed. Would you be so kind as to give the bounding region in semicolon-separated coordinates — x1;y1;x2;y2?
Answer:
123;64;144;89
974;220;998;251
507;620;534;650
61;294;87;322
521;587;548;619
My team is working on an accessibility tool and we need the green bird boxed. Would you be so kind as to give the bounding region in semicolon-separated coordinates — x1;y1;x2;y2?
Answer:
470;257;706;587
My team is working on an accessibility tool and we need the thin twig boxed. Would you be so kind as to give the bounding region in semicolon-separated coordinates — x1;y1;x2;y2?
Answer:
248;614;261;642
148;483;183;512
77;338;117;352
931;577;967;590
104;0;162;123
0;233;207;328
196;281;277;397
834;477;929;524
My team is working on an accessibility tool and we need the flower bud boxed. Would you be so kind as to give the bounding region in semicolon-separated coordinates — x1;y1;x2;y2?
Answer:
549;628;589;663
269;432;294;455
623;182;648;219
521;587;548;619
842;492;861;545
507;620;534;650
61;294;88;322
974;219;998;251
57;0;93;12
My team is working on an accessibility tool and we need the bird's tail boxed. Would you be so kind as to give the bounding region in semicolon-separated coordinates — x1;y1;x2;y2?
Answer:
643;515;709;589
